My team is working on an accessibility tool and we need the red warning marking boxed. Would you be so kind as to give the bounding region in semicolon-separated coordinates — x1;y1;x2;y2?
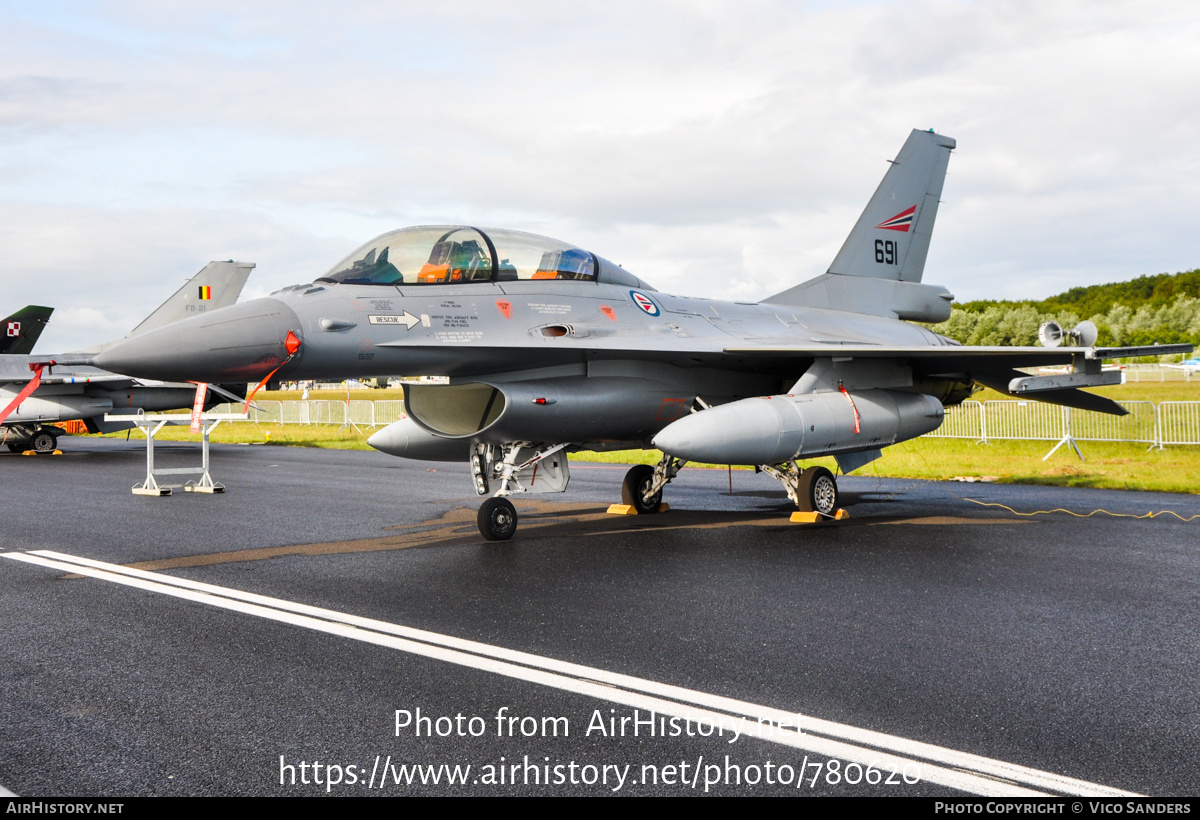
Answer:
654;398;687;421
839;384;861;433
600;305;616;322
496;300;512;319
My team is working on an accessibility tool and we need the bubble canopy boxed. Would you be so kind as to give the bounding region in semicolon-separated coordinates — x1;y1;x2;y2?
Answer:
318;226;614;287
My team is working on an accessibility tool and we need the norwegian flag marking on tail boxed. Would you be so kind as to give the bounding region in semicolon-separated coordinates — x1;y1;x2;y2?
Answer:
875;205;916;232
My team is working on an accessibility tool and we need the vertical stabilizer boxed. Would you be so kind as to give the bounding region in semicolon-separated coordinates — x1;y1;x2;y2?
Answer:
763;130;956;322
128;260;254;337
0;306;53;355
826;128;955;284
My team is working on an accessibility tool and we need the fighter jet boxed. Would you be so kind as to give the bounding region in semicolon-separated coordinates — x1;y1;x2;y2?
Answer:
0;261;253;453
0;306;53;356
93;130;1192;538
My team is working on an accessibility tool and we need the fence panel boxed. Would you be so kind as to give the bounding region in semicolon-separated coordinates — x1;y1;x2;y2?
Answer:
348;400;375;427
373;400;406;426
925;400;983;439
250;400;282;424
1159;402;1200;445
983;401;1064;441
1124;364;1191;382
1070;401;1158;444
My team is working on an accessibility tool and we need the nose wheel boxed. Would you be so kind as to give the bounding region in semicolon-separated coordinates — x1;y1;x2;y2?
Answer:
478;497;518;541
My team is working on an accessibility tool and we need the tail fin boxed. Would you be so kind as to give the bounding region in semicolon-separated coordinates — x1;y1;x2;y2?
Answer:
127;260;254;337
70;260;254;355
0;305;53;355
764;129;957;322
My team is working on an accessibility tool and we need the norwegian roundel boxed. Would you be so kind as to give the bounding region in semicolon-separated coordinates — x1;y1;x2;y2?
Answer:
629;290;660;316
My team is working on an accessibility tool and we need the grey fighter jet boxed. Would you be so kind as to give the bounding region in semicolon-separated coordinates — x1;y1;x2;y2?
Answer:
93;130;1192;538
0;261;252;453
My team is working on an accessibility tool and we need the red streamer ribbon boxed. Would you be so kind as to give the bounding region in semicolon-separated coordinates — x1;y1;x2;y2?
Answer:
0;363;48;426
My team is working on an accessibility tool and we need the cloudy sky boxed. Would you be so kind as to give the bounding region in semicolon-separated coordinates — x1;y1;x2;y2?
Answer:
3;0;1198;351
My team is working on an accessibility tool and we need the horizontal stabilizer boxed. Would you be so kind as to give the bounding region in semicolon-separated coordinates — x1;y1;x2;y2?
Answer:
763;274;955;322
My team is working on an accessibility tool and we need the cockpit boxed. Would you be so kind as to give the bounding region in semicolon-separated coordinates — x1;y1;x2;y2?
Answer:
315;226;652;289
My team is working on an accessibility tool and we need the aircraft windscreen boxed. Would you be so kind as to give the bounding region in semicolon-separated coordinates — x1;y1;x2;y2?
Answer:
317;226;597;285
484;229;597;282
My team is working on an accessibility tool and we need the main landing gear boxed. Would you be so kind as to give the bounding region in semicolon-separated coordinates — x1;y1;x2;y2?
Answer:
620;454;686;515
4;425;61;454
759;462;840;517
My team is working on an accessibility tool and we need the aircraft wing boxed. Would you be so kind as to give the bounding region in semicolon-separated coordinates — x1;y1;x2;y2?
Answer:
724;342;1194;364
723;342;1195;415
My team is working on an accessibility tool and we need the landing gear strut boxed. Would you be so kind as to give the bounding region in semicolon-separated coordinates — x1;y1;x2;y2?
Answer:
620;453;686;514
621;465;661;514
472;441;570;540
3;425;60;454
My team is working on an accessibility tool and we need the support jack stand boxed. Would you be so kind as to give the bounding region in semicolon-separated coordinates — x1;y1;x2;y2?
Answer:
107;410;246;496
1043;406;1084;462
1042;434;1084;462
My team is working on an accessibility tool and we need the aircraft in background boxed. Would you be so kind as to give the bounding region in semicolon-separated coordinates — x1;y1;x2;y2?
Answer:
0;306;53;356
1163;357;1200;374
93;130;1192;539
0;261;253;453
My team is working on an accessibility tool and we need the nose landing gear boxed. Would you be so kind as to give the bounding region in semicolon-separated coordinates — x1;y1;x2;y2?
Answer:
477;496;518;541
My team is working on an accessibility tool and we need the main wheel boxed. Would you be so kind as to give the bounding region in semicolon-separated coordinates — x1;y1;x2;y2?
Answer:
478;497;518;541
31;431;57;453
7;442;26;453
797;466;838;516
621;464;662;514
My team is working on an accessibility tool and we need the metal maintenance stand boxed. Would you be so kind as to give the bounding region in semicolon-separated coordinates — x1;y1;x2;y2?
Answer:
106;410;246;495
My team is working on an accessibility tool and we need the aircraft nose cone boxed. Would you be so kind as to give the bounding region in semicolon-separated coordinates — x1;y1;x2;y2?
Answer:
94;297;304;383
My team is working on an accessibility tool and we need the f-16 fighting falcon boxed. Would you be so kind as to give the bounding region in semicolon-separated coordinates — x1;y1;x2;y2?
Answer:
0;261;252;453
93;130;1192;539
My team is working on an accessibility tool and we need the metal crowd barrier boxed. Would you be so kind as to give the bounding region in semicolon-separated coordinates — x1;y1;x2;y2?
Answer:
1123;364;1194;382
923;399;1193;448
1158;402;1200;446
208;398;1200;447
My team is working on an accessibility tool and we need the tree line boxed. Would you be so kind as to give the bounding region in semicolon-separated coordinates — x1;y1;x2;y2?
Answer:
927;269;1200;352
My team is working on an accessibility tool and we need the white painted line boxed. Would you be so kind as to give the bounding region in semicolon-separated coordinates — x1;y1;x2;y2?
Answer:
0;784;17;797
6;550;1139;797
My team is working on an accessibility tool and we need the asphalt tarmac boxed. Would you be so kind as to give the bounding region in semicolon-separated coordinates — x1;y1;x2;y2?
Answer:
2;438;1198;796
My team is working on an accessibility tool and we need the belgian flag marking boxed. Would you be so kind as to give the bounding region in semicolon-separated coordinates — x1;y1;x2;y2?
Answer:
199;286;212;300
